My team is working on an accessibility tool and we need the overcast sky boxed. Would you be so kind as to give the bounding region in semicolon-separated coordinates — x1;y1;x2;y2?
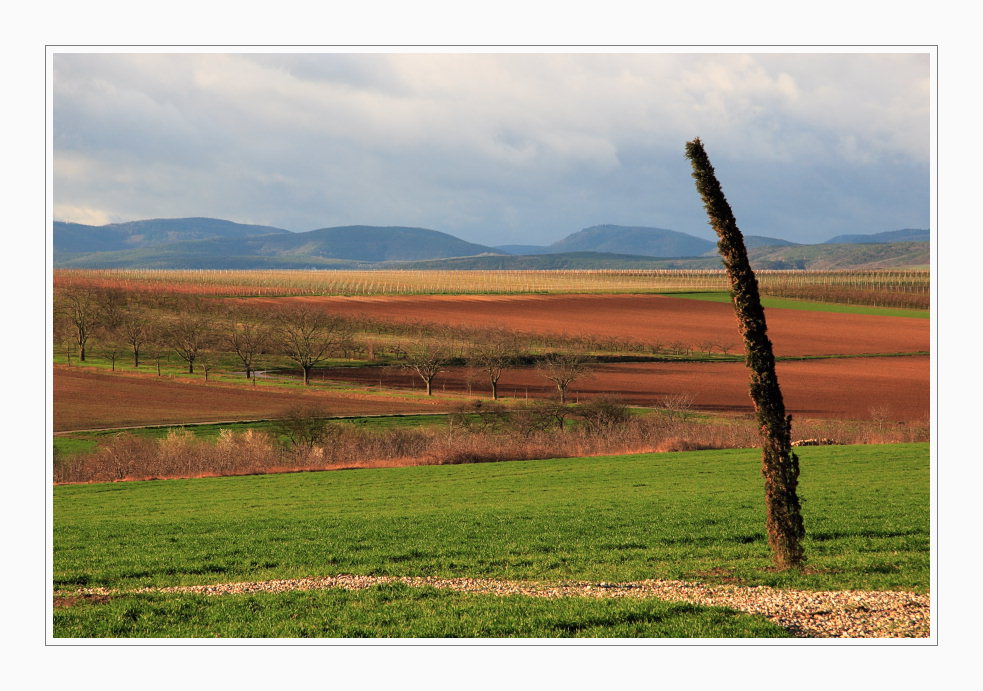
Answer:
52;51;930;246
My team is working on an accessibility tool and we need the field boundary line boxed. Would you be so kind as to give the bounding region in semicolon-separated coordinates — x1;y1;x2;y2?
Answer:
58;574;930;639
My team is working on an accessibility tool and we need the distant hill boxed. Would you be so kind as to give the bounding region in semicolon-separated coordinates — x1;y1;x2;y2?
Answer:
824;228;929;244
747;241;929;270
386;251;685;270
743;235;799;249
547;225;716;257
494;244;550;255
248;225;500;262
54;222;503;268
53;217;291;253
52;217;928;270
385;242;929;271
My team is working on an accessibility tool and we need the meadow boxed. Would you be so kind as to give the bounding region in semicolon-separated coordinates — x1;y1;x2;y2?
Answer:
53;442;928;637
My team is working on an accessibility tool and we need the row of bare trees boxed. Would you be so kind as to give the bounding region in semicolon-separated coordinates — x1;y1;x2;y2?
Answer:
53;287;598;400
53;287;355;383
400;340;593;401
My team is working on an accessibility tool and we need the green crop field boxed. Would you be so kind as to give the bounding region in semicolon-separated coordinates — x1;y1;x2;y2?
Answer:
662;291;930;319
53;585;789;638
53;442;928;637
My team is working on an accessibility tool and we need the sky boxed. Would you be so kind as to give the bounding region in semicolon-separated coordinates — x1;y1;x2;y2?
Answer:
52;51;930;246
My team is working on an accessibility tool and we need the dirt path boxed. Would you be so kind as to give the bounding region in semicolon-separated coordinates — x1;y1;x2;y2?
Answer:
60;575;929;638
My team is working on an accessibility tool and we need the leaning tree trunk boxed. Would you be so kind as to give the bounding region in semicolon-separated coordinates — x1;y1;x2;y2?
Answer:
685;137;805;569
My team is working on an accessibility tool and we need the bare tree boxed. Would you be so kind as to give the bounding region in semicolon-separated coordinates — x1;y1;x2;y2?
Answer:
470;335;519;400
274;307;345;385
98;326;125;372
686;137;805;569
145;334;170;376
119;307;157;368
198;350;216;382
96;288;128;332
226;316;269;379
53;309;75;365
403;342;449;396
55;287;100;361
169;313;211;374
536;352;593;404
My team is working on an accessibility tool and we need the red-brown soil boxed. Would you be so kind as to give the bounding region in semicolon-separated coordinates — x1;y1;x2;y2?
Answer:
317;356;929;422
54;367;457;432
231;294;929;357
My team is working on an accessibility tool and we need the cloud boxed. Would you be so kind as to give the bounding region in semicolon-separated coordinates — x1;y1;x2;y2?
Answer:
52;52;930;244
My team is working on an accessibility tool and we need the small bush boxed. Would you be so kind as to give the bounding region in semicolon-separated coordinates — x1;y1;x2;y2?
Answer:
575;397;631;434
272;405;339;449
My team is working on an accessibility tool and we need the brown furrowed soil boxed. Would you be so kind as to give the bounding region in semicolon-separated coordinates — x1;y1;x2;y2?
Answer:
318;356;929;422
232;294;929;357
53;367;456;432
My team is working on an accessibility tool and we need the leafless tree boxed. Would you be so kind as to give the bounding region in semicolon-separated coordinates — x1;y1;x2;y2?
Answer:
274;307;346;385
198;350;216;382
147;339;167;376
96;288;128;332
55;287;100;361
536;352;593;404
403;342;449;396
470;335;519;400
96;323;125;372
226;316;269;379
169;313;211;374
119;307;157;368
53;309;75;365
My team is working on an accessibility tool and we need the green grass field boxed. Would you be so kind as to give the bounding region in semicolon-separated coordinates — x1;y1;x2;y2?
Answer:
53;584;790;638
55;442;928;590
663;291;930;319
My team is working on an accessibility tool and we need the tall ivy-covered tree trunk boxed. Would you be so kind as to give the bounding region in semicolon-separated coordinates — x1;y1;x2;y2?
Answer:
685;138;805;569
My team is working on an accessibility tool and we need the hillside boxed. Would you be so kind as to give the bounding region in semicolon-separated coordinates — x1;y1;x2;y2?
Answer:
54;224;502;268
52;217;929;270
53;217;290;253
494;244;550;255
388;242;929;271
824;228;929;245
548;225;716;257
386;251;685;270
748;241;930;270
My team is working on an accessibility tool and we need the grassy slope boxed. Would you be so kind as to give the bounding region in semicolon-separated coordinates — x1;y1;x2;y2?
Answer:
663;291;930;319
54;443;929;593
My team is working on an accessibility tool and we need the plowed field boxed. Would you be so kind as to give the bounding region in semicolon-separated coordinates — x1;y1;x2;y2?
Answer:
54;367;454;432
316;356;929;422
231;294;928;357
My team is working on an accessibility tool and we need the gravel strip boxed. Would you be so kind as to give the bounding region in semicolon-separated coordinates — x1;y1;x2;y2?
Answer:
63;575;930;639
